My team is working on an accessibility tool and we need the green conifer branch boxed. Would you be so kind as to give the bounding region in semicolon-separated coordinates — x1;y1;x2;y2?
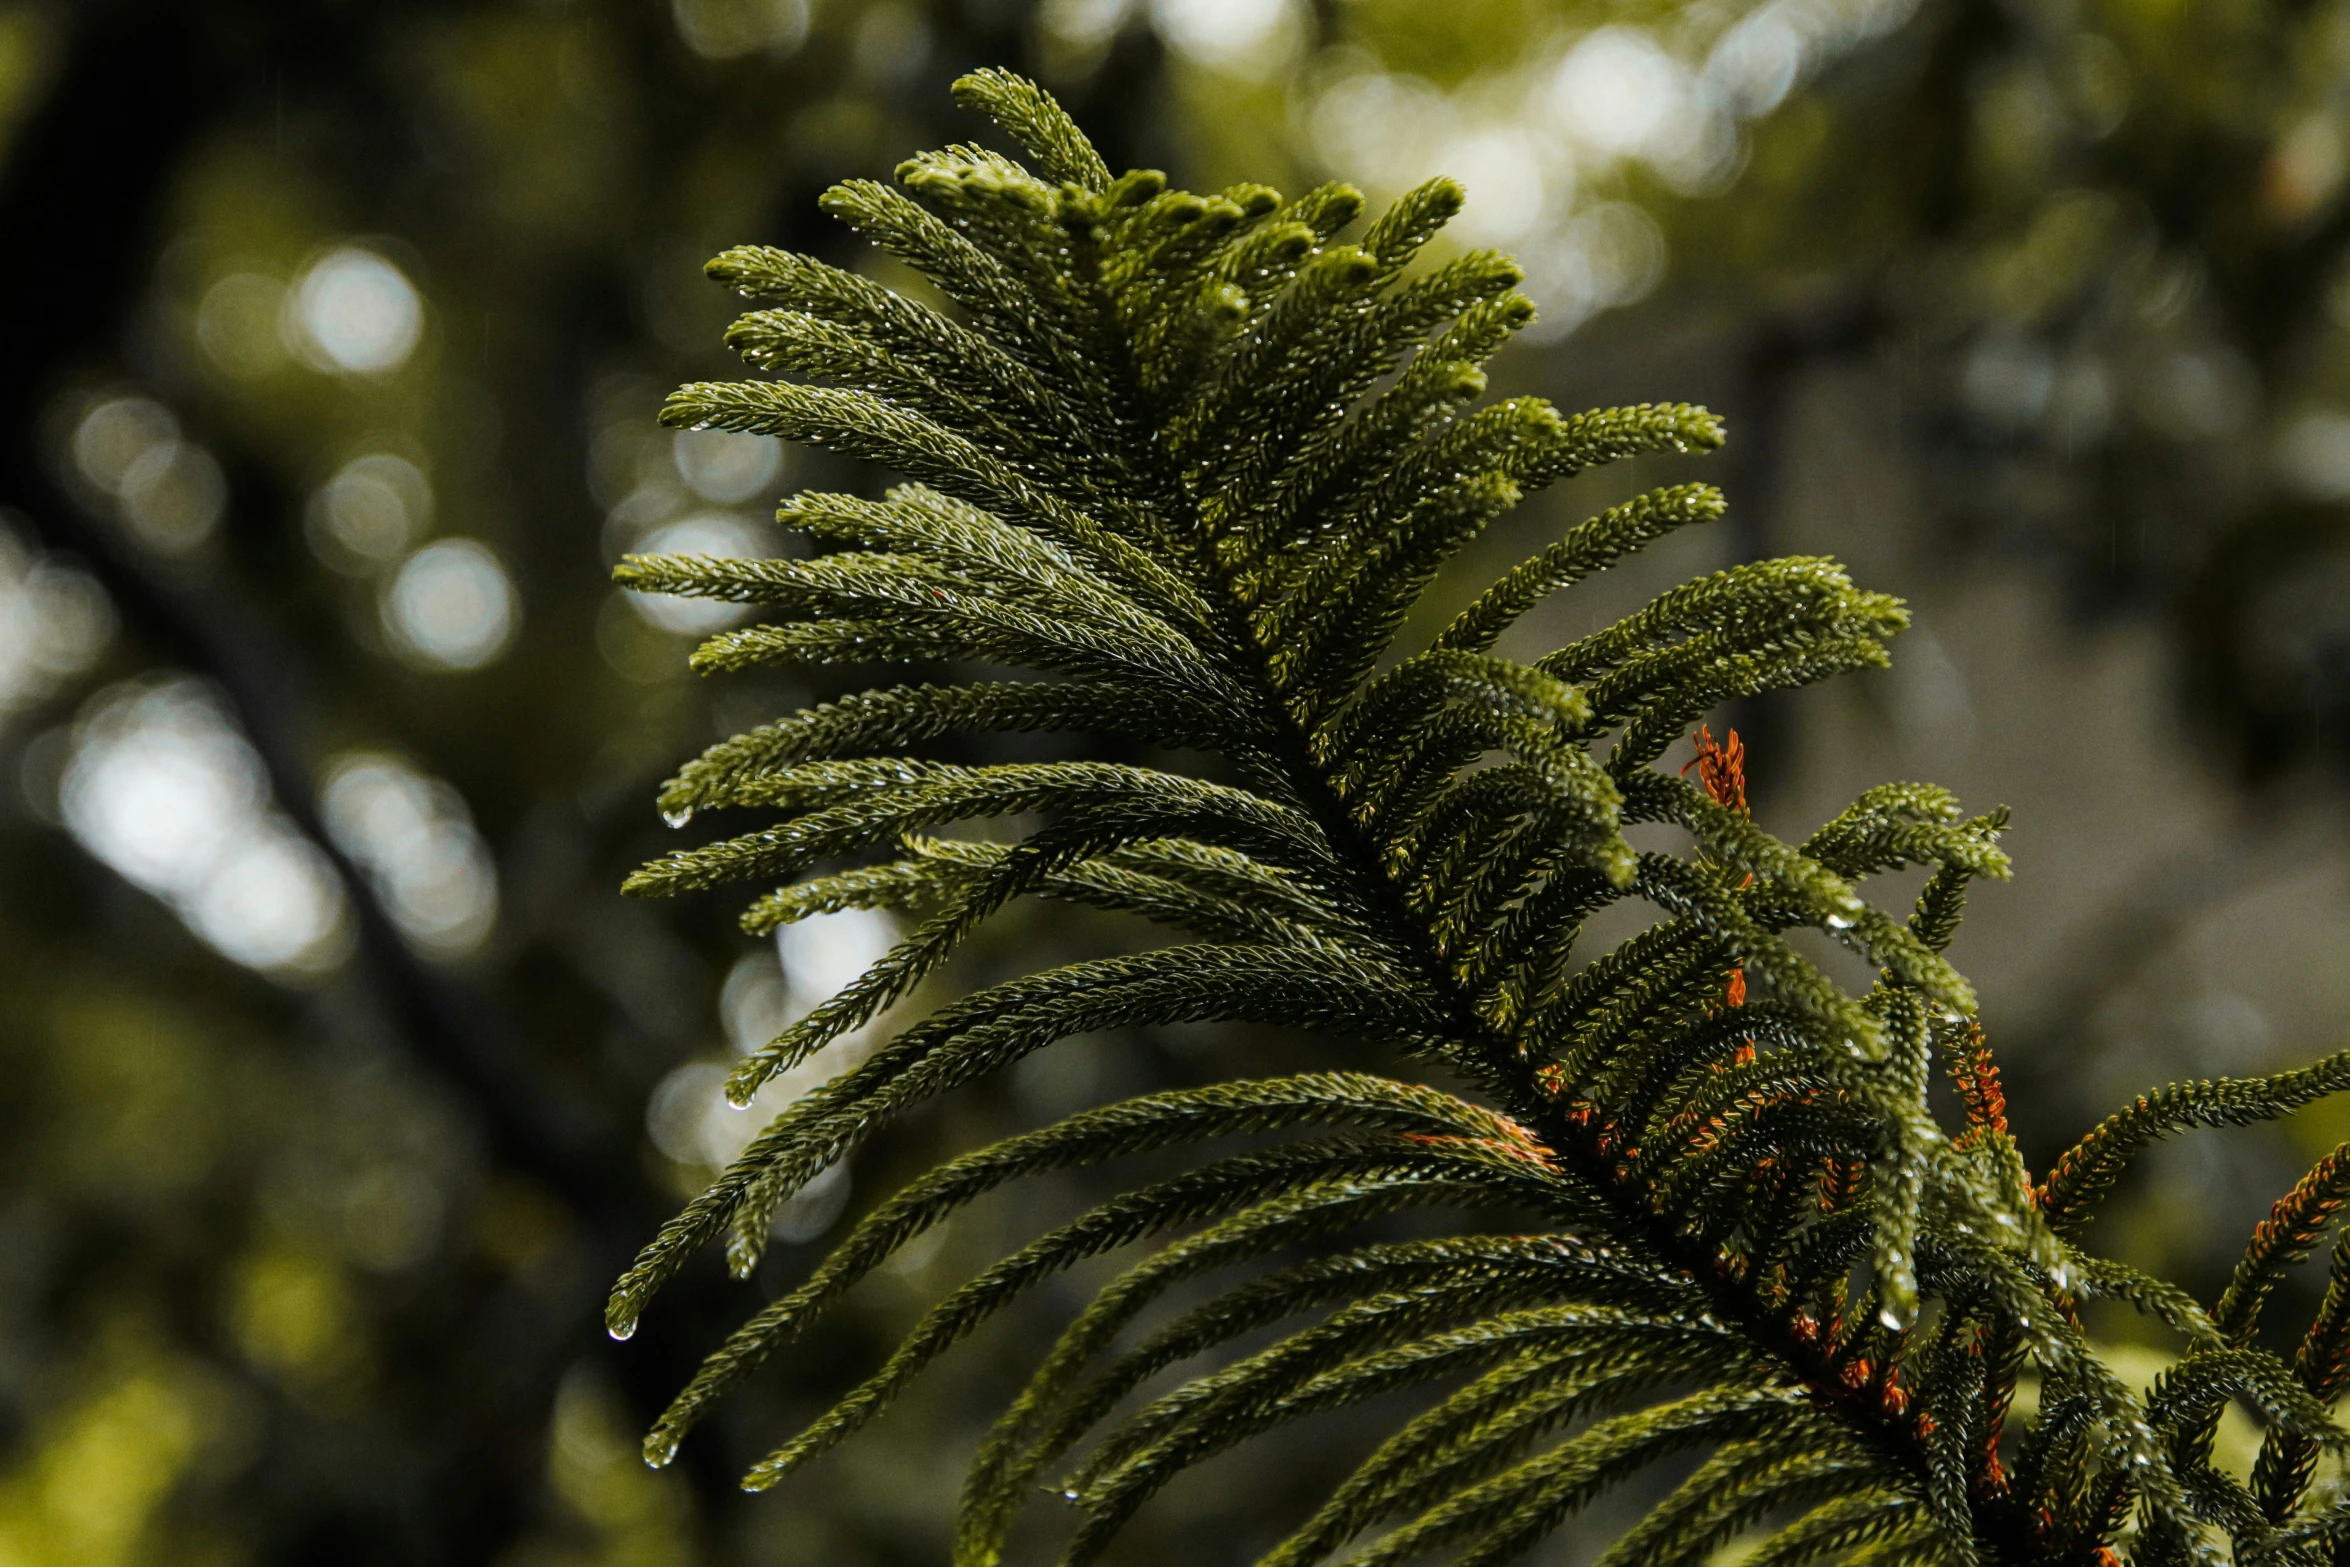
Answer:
598;69;2350;1567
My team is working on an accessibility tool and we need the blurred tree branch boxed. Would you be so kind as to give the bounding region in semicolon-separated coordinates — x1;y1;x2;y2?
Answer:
0;0;638;1219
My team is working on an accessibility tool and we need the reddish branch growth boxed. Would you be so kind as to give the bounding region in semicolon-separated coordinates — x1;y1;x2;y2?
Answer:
2219;1143;2350;1340
1947;1021;2012;1146
1819;1154;1865;1213
1685;725;1752;1023
1683;724;1748;816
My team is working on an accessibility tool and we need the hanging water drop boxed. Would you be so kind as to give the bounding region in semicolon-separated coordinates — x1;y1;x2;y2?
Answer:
662;804;695;828
608;1315;639;1342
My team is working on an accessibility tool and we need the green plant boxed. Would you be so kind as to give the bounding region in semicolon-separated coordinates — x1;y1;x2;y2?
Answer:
607;70;2350;1567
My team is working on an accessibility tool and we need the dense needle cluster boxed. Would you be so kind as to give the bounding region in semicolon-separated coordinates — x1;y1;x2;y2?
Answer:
605;70;2350;1567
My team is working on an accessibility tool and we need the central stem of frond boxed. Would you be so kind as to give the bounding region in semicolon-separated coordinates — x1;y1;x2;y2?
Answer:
1125;358;1967;1549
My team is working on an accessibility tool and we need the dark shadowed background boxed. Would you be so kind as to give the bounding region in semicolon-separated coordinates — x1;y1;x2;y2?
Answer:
3;0;2347;1561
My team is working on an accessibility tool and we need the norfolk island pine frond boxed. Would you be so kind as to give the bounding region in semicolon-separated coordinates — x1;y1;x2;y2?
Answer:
603;68;2350;1567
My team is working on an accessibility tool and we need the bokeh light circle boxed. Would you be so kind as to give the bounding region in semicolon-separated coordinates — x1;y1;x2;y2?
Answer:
381;540;519;671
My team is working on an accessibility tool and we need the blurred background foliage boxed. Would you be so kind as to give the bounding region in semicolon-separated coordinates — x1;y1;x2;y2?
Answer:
5;0;2350;1561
